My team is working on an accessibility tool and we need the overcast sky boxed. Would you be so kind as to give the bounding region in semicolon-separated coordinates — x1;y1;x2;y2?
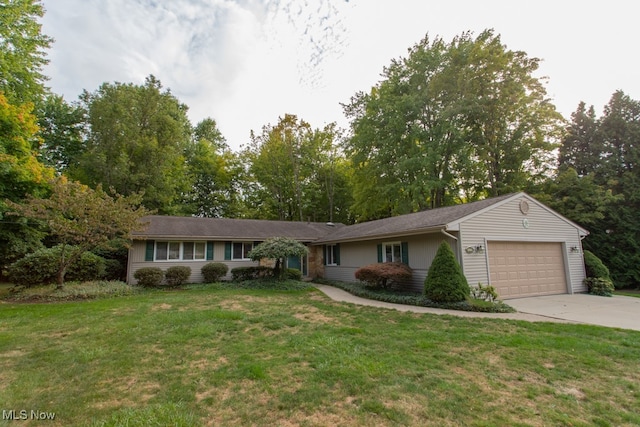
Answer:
40;0;639;151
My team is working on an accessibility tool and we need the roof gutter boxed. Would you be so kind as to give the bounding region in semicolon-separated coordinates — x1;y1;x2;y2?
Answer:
441;228;458;241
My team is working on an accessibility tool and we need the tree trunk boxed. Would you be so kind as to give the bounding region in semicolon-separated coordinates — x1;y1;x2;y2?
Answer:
56;266;66;290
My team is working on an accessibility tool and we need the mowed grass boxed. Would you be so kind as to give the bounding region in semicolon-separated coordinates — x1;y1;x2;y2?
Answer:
1;286;639;426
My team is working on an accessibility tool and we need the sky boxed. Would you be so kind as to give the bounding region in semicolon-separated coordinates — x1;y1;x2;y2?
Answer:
40;0;639;151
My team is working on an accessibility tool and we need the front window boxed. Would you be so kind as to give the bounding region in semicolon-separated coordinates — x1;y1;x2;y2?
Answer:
326;244;339;265
183;242;206;260
155;241;206;261
233;242;253;260
384;242;402;262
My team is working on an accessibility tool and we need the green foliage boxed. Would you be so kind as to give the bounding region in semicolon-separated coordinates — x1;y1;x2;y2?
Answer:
321;280;514;313
424;242;470;303
133;267;164;288
470;283;499;302
0;92;54;275
164;266;192;287
557;91;640;288
3;280;140;302
584;277;615;297
7;245;106;287
583;250;611;280
0;0;53;104
248;237;308;280
231;266;274;282
7;176;149;287
285;268;303;281
242;114;352;223
354;262;413;290
344;29;562;220
74;75;192;214
36;94;87;174
201;262;229;283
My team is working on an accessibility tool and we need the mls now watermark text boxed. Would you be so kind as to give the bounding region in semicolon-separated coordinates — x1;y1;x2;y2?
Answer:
2;410;56;421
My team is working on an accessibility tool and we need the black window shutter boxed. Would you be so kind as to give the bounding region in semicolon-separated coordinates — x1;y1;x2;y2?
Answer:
323;245;327;265
224;241;232;260
377;244;382;263
145;240;155;261
206;241;214;260
335;244;341;266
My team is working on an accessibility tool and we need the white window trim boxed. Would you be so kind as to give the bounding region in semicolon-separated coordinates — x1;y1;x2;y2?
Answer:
383;241;402;263
154;241;207;262
326;244;338;266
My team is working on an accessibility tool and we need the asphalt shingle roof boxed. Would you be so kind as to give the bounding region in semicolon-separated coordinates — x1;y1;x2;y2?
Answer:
316;193;516;243
133;216;344;241
134;193;519;243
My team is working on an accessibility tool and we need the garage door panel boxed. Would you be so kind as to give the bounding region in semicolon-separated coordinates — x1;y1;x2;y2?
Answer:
488;241;567;299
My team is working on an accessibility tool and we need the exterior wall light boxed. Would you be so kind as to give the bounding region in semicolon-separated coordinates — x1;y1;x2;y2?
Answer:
570;246;580;253
475;245;484;253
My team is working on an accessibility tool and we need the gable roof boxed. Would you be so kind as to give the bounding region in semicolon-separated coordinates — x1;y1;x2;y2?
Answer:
134;216;344;242
315;193;516;243
315;192;588;244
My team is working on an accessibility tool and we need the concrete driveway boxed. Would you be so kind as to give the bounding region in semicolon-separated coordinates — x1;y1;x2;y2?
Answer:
506;294;640;331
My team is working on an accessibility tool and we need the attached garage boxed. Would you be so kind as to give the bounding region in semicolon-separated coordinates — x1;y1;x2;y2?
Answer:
316;192;589;299
488;241;567;299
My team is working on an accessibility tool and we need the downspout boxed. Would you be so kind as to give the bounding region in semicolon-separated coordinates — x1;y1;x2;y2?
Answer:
441;228;463;270
440;229;458;241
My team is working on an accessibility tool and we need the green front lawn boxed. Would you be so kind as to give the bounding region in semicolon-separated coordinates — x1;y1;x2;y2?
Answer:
1;285;639;426
616;289;640;298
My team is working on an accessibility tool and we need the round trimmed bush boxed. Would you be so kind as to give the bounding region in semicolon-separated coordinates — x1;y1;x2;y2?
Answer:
355;262;413;289
7;245;106;287
133;267;164;287
285;268;303;281
583;250;611;280
584;277;614;297
164;266;191;286
201;262;229;283
424;241;470;303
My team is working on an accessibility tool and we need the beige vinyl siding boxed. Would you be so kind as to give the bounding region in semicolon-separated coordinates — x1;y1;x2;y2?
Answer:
458;196;586;294
322;234;456;293
127;240;258;284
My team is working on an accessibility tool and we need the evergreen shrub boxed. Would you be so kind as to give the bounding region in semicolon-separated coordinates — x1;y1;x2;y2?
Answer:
201;262;229;283
424;241;470;303
133;267;164;287
583;250;611;280
164;266;191;286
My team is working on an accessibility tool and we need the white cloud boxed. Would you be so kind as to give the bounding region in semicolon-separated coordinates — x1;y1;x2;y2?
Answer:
41;0;640;150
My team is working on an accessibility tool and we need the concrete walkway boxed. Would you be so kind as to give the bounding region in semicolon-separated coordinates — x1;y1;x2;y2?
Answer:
314;285;576;324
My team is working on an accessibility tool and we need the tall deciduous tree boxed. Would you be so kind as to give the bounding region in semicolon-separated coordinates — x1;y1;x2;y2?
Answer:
74;75;192;214
244;114;350;222
0;0;52;104
556;91;640;288
0;92;54;275
343;30;563;220
37;94;87;174
183;118;243;218
7;177;150;287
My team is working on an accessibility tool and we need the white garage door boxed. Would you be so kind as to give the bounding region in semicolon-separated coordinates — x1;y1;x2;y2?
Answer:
488;241;567;299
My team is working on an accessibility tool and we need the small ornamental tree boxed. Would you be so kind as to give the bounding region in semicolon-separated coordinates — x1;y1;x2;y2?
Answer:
7;177;150;288
248;237;308;280
424;241;470;303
